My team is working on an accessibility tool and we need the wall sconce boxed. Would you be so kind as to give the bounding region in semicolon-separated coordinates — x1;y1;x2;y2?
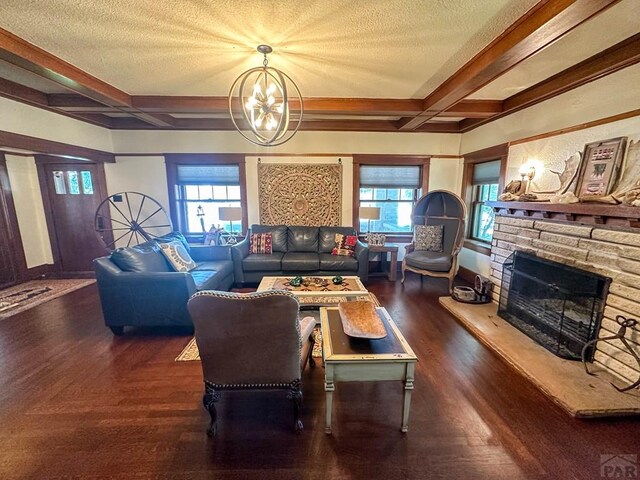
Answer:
519;162;538;194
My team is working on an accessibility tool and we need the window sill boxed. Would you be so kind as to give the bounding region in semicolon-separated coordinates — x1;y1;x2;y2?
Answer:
463;239;491;256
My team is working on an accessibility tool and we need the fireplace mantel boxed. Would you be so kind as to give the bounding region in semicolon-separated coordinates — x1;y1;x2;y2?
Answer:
486;201;640;229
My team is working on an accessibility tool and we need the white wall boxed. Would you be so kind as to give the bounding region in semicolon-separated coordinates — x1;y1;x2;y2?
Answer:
461;63;640;154
5;155;54;268
507;116;640;192
111;130;461;156
105;156;170;212
0;97;113;152
458;64;640;277
429;157;463;192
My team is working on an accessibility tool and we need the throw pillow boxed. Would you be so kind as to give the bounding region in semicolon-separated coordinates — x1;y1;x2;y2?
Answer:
331;233;358;257
157;240;197;272
414;225;444;252
250;233;273;254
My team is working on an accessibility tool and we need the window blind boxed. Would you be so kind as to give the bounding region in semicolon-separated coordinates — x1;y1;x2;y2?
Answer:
472;160;501;185
359;165;421;188
176;165;240;185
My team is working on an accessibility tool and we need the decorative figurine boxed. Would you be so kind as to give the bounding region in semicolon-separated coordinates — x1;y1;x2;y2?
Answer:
332;275;343;285
289;276;303;287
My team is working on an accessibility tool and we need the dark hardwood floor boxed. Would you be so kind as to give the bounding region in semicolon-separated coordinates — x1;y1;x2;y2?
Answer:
0;277;638;480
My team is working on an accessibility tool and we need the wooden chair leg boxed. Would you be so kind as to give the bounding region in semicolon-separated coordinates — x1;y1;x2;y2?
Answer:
287;380;304;433
308;336;316;368
401;262;406;284
203;384;221;437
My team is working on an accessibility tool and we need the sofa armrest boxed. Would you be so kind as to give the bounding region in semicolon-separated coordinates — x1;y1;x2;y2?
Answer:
354;240;369;282
190;245;232;262
405;243;415;254
231;237;250;284
94;270;197;327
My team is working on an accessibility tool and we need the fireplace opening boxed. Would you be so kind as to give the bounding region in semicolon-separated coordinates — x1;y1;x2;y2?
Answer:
498;250;611;361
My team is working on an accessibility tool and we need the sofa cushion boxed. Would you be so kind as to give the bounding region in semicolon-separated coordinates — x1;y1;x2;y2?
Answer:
157;240;197;272
110;244;172;273
282;252;319;271
191;270;221;291
251;225;288;252
332;233;357;257
156;231;191;252
249;233;272;254
319;227;357;253
242;252;284;272
415;224;444;252
288;226;319;252
318;253;358;271
192;260;234;279
405;251;452;272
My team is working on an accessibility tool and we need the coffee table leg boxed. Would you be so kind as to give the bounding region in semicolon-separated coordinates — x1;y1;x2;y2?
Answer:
401;363;415;433
324;364;335;434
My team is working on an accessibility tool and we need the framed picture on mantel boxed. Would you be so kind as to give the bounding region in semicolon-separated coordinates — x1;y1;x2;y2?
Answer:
576;137;627;201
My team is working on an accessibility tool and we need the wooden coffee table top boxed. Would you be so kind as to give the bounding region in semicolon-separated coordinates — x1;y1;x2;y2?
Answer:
257;276;376;307
320;307;417;362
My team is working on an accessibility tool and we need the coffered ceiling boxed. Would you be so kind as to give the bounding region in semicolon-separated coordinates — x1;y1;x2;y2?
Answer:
0;0;638;133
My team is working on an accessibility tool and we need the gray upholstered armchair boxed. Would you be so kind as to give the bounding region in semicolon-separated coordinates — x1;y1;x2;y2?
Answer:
187;290;316;435
401;190;467;292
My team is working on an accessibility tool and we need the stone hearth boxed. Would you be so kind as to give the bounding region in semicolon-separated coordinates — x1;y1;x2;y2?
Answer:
440;297;640;417
488;215;640;386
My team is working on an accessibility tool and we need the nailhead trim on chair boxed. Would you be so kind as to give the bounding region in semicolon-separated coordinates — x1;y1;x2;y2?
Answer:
205;379;301;390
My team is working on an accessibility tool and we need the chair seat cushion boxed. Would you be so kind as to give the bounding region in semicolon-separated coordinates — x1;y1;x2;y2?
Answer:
192;260;234;279
299;316;316;341
405;251;452;272
282;253;319;271
192;270;220;290
242;252;283;272
318;253;358;271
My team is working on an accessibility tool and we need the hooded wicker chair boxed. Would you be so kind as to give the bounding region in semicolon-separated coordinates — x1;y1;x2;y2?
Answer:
401;190;467;292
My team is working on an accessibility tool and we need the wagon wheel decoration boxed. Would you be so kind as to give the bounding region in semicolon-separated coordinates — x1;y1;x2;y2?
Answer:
94;192;173;251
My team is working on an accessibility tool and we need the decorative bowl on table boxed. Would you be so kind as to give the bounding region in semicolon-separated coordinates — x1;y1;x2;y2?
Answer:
302;277;329;288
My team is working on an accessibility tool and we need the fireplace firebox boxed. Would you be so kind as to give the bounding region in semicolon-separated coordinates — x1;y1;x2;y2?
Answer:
498;250;611;361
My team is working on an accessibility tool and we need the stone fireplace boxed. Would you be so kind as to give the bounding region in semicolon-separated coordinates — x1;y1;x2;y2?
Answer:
489;215;640;385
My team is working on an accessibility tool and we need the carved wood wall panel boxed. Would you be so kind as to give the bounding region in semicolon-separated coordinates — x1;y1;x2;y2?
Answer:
258;163;342;226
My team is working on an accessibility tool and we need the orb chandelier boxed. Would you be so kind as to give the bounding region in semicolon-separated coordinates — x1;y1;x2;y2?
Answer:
228;45;303;146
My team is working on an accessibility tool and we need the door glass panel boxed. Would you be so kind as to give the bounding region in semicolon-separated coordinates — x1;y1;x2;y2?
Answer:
53;171;66;194
81;171;94;194
67;171;80;195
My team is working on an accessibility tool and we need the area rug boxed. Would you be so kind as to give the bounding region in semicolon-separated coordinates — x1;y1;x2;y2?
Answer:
0;279;95;320
176;327;324;362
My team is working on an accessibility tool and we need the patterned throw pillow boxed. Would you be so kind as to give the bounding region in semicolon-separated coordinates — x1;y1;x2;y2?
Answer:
331;233;358;257
250;233;273;254
415;225;444;252
157;240;197;272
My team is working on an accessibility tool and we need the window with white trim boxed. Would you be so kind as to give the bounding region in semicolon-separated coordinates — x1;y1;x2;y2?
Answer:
358;165;422;233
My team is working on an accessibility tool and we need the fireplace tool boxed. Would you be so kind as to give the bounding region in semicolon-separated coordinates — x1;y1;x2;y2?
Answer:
581;315;640;392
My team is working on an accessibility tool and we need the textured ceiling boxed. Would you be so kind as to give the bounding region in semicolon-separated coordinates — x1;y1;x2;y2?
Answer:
0;0;538;98
470;0;640;100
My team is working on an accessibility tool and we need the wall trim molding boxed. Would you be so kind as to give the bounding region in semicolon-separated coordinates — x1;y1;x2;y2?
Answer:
0;130;115;163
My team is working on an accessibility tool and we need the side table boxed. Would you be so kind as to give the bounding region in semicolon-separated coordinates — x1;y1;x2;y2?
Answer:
367;243;399;281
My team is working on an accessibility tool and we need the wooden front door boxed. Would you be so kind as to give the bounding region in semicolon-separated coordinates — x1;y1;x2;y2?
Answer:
40;162;108;273
0;155;27;289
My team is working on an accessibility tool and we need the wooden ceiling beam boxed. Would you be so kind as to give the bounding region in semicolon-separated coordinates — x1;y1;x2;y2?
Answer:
460;32;640;132
439;99;503;118
0;130;115;162
0;76;48;107
399;0;621;131
109;116;461;133
0;28;174;127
